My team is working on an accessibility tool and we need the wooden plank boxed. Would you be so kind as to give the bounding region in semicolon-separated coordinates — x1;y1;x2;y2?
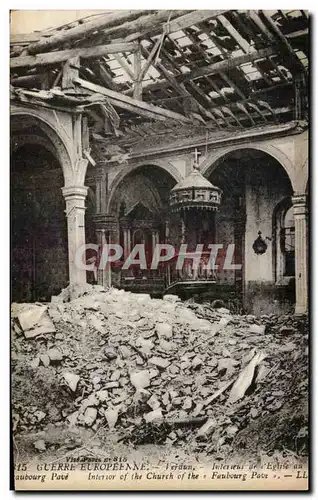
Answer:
218;14;251;53
140;44;190;101
113;54;135;80
74;77;193;123
219;72;246;100
248;10;275;41
133;44;142;100
138;36;163;82
231;11;260;43
10;42;138;70
252;80;293;95
93;60;121;91
26;11;149;55
10;74;42;87
61;56;79;89
10;32;47;44
102;10;188;42
218;13;274;86
160;10;226;36
186;81;221;127
119;10;225;42
261;11;304;72
285;28;309;39
179;47;275;82
141;43;208;121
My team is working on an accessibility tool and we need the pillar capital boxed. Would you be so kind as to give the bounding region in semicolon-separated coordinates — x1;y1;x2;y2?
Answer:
292;193;308;216
93;214;117;232
62;185;88;201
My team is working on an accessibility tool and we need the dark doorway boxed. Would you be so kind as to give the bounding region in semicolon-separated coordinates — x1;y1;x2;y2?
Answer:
11;143;68;302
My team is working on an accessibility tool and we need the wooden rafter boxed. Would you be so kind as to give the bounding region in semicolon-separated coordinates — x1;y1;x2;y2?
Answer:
10;42;138;70
113;54;135;80
94;59;122;91
218;13;277;88
218;14;251;53
179;47;275;82
261;11;304;73
121;10;226;42
183;27;247;103
10;9;308;133
74;77;193;123
98;10;188;43
133;44;142;100
25;11;149;55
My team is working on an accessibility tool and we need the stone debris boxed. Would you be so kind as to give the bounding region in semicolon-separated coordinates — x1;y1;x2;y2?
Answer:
228;351;266;403
11;285;308;457
83;407;97;426
62;372;80;392
40;354;50;367
47;348;63;362
148;356;170;369
33;439;46;452
144;408;163;423
105;408;119;429
130;370;150;390
155;322;173;339
249;324;266;334
16;304;56;338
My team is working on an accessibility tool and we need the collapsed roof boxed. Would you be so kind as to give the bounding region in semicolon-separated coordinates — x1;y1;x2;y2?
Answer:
10;10;309;154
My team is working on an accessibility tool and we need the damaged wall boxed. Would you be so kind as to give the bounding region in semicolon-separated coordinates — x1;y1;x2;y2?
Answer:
244;159;294;315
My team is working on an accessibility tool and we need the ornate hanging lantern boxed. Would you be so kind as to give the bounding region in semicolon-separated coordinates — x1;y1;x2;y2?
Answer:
252;231;268;255
169;150;222;212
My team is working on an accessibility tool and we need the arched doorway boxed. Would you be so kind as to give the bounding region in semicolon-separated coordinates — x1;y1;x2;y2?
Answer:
108;164;177;294
11;123;68;302
206;148;294;314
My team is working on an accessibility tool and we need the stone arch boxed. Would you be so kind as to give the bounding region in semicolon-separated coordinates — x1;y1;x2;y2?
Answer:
11;109;74;185
107;159;182;213
200;143;296;190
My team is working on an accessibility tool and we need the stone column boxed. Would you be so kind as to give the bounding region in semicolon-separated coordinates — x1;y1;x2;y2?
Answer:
123;229;129;260
121;218;130;260
95;227;106;286
62;186;88;285
95;168;108;214
292;194;308;314
127;230;131;255
165;220;170;242
93;214;117;287
152;230;156;253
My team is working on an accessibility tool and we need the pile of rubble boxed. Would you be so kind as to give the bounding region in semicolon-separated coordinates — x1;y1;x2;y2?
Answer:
11;285;308;457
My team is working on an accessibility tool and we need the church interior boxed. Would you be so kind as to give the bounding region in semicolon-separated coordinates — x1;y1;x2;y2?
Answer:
10;9;309;315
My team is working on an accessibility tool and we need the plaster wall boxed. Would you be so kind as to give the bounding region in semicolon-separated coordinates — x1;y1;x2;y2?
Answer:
244;167;294;315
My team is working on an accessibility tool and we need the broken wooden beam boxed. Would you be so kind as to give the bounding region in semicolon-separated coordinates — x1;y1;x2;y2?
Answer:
25;11;149;55
285;28;309;39
93;60;122;92
179;47;275;82
133;44;142;100
61;56;79;89
74;77;193;124
261;11;304;72
137;36;164;83
124;10;227;40
218;14;251;53
10;42;138;70
10;74;43;87
99;10;189;42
